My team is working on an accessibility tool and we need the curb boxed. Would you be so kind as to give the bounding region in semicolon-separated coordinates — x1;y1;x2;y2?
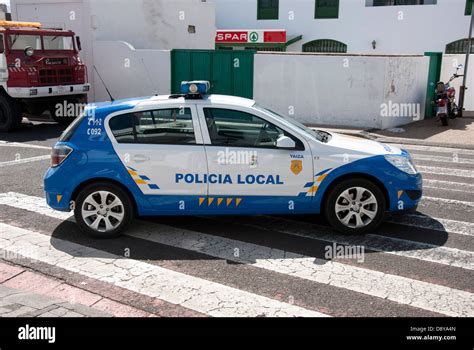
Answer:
314;127;474;150
358;132;474;150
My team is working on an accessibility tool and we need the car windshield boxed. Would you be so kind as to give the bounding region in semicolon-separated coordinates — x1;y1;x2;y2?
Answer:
253;105;331;143
8;34;42;50
8;34;74;51
43;35;74;51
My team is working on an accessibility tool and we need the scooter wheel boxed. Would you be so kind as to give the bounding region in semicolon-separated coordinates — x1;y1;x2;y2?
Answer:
441;117;448;126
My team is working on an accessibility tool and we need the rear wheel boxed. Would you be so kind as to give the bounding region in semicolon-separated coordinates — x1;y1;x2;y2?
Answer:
440;115;448;126
0;95;22;132
50;106;74;125
324;178;385;234
74;183;133;238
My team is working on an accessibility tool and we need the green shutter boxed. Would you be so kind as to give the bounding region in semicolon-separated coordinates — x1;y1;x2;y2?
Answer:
373;1;436;6
446;39;474;54
171;50;255;99
466;0;473;15
303;39;347;53
257;0;279;20
315;0;339;19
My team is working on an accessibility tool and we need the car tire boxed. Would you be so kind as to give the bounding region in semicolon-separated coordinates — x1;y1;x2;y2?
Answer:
74;182;133;238
324;178;386;234
0;95;22;132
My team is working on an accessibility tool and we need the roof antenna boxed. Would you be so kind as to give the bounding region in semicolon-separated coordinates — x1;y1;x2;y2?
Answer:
93;65;115;102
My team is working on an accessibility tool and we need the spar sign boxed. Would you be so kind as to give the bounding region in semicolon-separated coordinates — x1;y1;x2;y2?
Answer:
216;30;286;44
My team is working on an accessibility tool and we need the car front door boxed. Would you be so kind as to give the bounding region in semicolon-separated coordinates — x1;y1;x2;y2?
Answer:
107;104;208;214
196;105;314;214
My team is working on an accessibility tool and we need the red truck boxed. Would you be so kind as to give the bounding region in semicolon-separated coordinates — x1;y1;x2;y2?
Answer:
0;21;90;132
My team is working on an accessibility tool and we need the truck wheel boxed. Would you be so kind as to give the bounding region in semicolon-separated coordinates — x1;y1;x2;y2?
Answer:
0;95;22;132
324;178;386;234
74;183;134;239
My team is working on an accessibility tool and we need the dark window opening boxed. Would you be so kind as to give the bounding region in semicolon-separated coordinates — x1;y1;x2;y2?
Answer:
315;0;339;19
257;0;279;20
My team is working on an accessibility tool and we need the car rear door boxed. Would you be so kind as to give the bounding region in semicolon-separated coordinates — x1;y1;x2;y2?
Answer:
106;103;208;214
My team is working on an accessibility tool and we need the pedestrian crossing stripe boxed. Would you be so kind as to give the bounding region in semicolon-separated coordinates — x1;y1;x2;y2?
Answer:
1;192;474;316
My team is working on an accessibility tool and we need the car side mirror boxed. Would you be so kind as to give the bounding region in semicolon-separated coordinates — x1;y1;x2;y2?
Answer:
276;135;296;149
76;36;82;51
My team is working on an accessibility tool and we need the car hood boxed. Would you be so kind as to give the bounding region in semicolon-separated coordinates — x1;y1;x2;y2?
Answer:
326;132;403;156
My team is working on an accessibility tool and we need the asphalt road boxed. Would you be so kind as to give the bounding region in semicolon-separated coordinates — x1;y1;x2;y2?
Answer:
0;121;473;317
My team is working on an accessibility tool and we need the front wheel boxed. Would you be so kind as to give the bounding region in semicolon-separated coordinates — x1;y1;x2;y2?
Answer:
74;183;133;238
0;95;22;132
324;178;386;234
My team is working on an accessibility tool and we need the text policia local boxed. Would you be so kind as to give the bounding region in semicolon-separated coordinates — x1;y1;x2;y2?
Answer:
176;173;284;185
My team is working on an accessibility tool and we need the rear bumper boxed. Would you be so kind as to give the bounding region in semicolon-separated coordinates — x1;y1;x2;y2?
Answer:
44;166;74;212
8;84;90;99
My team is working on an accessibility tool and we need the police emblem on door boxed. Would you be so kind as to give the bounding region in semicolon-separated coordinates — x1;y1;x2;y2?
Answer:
291;160;303;175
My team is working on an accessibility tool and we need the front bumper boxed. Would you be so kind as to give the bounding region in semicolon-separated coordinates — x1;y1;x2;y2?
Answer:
387;172;423;212
8;84;90;99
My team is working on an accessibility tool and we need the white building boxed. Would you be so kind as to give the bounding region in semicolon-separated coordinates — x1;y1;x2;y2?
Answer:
11;0;216;101
214;0;473;54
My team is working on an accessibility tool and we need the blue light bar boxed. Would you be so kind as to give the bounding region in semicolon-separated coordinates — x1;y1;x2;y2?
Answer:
180;81;210;95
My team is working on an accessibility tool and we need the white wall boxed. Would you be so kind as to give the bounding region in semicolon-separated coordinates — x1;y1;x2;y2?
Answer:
441;54;474;111
215;0;471;54
93;41;170;102
253;53;429;129
11;0;215;102
88;0;216;50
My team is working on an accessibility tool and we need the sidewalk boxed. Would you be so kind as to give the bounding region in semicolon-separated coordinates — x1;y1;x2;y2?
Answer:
0;261;154;318
318;115;474;150
0;284;111;317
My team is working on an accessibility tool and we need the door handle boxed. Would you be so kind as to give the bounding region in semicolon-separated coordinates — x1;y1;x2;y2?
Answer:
132;155;150;163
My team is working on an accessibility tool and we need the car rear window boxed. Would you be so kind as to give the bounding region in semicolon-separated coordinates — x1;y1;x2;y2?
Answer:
58;112;86;142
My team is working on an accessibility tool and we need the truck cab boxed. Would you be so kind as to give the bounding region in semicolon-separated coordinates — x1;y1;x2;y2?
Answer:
0;21;90;131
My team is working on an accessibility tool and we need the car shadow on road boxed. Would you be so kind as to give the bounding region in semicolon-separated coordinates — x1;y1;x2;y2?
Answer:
48;211;450;265
0;119;67;144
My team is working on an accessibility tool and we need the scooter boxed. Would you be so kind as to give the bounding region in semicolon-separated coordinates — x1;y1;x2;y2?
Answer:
434;64;463;126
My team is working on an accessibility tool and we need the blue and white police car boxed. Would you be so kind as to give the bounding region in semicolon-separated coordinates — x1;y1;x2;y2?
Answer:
44;81;422;238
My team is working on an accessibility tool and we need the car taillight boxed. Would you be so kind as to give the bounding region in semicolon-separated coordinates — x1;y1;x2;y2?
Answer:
51;145;73;167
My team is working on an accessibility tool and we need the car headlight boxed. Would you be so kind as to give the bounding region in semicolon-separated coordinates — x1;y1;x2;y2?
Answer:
384;155;418;175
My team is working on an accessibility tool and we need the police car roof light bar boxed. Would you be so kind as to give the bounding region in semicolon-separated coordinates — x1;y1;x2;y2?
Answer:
181;81;210;99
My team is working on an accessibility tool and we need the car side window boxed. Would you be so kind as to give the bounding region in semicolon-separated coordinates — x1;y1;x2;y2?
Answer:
204;108;286;148
109;108;196;145
135;108;195;145
109;113;135;144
